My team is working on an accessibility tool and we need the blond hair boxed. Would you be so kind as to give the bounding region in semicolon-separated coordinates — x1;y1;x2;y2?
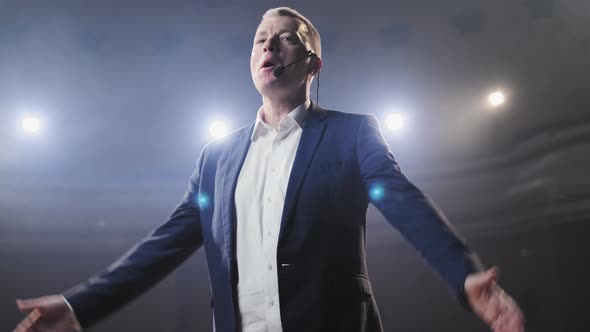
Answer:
262;7;322;58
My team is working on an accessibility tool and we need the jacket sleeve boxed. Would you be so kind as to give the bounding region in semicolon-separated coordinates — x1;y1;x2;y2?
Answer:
355;114;483;305
62;154;205;328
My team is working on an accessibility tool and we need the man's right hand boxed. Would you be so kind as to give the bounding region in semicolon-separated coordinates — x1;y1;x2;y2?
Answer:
13;295;82;332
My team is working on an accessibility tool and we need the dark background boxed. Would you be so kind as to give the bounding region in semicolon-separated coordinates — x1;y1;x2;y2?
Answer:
1;0;589;331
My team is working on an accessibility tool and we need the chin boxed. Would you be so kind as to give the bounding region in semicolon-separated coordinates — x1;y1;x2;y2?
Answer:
256;78;282;92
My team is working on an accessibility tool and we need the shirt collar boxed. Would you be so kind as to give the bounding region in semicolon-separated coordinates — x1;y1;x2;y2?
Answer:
251;99;311;141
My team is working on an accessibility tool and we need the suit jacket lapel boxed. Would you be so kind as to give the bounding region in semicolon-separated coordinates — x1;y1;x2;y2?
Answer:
220;123;254;278
278;105;327;244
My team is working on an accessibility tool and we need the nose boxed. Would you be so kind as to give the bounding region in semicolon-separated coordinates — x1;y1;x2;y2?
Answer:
263;36;279;53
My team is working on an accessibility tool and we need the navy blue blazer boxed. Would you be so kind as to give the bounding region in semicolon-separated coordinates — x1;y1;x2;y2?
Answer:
64;104;478;332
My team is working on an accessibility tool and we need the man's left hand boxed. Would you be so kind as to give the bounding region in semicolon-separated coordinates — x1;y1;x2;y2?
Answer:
464;267;525;332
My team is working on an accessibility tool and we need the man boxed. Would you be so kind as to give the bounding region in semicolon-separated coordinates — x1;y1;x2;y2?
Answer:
14;7;524;332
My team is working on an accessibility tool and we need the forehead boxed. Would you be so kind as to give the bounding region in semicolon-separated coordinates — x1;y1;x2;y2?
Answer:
255;15;304;36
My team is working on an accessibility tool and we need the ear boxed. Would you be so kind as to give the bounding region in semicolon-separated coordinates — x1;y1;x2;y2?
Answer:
309;56;323;75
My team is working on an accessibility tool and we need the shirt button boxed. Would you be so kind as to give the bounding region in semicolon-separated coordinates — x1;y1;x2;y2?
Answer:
267;264;273;270
266;231;272;237
266;197;272;203
269;299;275;306
271;168;276;173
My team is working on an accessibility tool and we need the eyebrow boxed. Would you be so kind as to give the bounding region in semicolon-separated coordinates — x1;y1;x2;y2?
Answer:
255;29;299;38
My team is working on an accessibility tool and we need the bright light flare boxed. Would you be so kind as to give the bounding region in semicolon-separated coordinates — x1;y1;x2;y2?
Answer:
369;184;385;201
21;116;41;134
209;121;229;139
385;113;405;131
488;91;506;107
197;193;210;209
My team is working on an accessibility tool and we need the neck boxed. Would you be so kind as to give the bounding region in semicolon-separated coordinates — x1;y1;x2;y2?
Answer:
261;90;309;129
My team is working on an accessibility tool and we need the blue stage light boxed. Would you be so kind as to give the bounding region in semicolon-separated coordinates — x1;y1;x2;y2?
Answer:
197;193;210;209
369;185;385;201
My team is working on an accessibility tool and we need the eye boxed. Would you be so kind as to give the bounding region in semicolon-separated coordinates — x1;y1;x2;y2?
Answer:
281;36;297;44
256;38;266;45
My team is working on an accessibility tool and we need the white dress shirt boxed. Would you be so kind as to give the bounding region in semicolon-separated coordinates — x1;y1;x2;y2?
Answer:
234;100;310;332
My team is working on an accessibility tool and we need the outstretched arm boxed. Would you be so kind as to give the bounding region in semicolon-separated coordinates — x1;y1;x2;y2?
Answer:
356;114;479;296
356;114;524;331
14;155;205;331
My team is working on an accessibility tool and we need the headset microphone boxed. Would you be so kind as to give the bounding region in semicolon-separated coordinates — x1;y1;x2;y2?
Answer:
272;50;316;78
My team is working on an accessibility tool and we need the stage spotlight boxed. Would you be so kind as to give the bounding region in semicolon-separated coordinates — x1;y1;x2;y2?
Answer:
385;113;405;132
209;121;229;139
488;91;505;107
22;116;41;134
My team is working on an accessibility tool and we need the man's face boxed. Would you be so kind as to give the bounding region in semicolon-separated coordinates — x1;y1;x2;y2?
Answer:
250;15;313;97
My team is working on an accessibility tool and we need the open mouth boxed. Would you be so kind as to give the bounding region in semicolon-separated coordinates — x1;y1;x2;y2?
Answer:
261;60;276;69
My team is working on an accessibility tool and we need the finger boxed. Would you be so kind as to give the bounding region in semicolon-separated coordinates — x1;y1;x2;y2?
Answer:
504;309;525;332
482;292;502;324
479;268;500;297
495;316;521;332
23;314;35;330
13;320;25;332
22;325;41;332
16;299;35;314
479;267;499;283
497;302;525;332
13;311;38;332
490;266;499;279
492;318;502;332
16;298;50;314
494;312;512;332
486;267;499;288
465;268;499;303
502;292;522;314
497;290;524;320
17;295;65;317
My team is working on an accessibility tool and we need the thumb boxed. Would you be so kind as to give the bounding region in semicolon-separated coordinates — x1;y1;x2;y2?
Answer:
16;296;57;314
484;266;499;284
16;298;38;314
466;266;499;292
477;266;499;290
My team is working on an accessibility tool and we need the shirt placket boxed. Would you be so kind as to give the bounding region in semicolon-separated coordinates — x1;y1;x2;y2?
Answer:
261;126;282;331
